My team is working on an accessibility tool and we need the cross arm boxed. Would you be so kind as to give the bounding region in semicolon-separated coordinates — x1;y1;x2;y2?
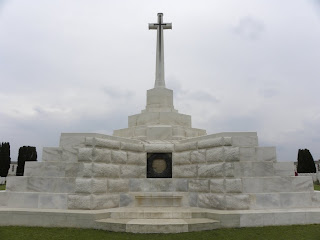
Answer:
148;23;172;30
149;23;158;30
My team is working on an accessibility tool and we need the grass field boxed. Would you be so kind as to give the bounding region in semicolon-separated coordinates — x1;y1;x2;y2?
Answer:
0;225;320;240
314;184;320;191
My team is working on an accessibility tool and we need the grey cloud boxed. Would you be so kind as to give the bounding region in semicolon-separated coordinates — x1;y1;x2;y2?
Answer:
233;16;265;40
259;88;278;98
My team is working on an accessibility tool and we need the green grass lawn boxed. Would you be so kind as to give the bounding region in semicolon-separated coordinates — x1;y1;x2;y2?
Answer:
0;184;5;190
314;184;320;191
0;225;320;240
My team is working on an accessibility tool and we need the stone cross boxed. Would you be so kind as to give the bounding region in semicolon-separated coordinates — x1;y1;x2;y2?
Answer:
149;13;172;88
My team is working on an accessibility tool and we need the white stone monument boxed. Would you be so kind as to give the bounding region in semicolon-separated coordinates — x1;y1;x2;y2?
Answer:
1;13;320;233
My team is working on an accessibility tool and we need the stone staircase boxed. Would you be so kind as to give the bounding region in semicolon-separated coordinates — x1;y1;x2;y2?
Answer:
94;207;220;233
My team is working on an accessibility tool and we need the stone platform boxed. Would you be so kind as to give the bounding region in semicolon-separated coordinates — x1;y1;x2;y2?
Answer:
1;206;320;233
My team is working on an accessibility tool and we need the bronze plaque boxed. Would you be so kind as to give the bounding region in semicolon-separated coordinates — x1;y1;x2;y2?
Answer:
147;153;172;178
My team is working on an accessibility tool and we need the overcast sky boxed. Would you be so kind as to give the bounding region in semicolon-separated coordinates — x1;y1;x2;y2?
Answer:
1;0;320;162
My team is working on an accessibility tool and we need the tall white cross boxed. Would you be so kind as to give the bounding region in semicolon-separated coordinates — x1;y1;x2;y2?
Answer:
149;13;172;88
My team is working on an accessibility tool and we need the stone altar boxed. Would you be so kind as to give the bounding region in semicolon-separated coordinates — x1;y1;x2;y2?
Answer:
1;13;320;233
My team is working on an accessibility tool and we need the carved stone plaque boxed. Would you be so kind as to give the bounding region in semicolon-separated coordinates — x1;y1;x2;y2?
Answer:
147;153;172;178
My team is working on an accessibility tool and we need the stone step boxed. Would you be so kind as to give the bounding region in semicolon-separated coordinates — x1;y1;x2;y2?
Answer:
95;218;220;233
109;207;196;219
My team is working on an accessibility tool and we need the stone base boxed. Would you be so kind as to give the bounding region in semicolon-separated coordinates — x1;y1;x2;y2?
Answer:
1;206;320;233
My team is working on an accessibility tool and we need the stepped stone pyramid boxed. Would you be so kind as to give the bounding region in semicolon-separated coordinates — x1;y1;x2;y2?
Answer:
1;13;320;233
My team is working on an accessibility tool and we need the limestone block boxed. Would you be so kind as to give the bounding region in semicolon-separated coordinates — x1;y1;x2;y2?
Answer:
128;114;138;127
279;192;312;208
93;148;111;163
0;192;8;207
191;150;206;164
173;179;188;192
120;165;145;178
252;193;281;209
189;192;198;207
45;162;67;177
225;194;250;210
7;192;40;208
38;193;68;209
6;176;27;192
134;126;147;137
91;194;119;210
75;178;92;193
256;147;277;162
108;179;129;193
42;147;62;162
78;163;93;177
62;147;78;163
185;129;199;138
231;136;258;147
24;162;44;177
189;180;209;192
78;148;93;162
159;112;191;127
94;137;120;149
206;147;224;162
198;137;232;149
144;143;174;153
136;112;159;125
224;147;240;162
111;150;127;164
198;163;224;178
173;165;197;178
84;137;94;146
225;179;242;193
198;193;224;209
173;151;191;165
252;162;274;176
242;178;264;193
92;179;107;193
127;152;146;165
146;88;174;109
92;163;120;178
129;179;174;192
210;179;225;193
291;176;313;192
234;162;273;177
274;162;294;176
223;137;232;145
175;142;197;152
172;126;186;138
146;126;173;140
68;194;91;209
120;193;134;207
239;147;256;162
65;163;82;177
121;142;144;152
113;128;134;138
60;134;86;148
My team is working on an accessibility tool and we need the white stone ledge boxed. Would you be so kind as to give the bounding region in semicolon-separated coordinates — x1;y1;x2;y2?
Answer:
174;142;197;152
120;142;144;152
144;143;174;153
198;137;232;149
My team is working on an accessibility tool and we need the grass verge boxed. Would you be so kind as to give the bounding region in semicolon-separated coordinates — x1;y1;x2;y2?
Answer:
0;225;320;240
314;184;320;191
0;184;5;190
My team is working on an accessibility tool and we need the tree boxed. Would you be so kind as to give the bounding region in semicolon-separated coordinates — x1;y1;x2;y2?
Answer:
0;142;11;177
297;149;316;173
16;146;37;176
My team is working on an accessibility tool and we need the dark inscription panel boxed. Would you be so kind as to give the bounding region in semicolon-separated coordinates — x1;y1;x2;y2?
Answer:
147;153;172;178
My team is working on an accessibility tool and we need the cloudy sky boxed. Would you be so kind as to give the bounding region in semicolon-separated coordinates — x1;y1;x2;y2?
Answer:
1;0;320;162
